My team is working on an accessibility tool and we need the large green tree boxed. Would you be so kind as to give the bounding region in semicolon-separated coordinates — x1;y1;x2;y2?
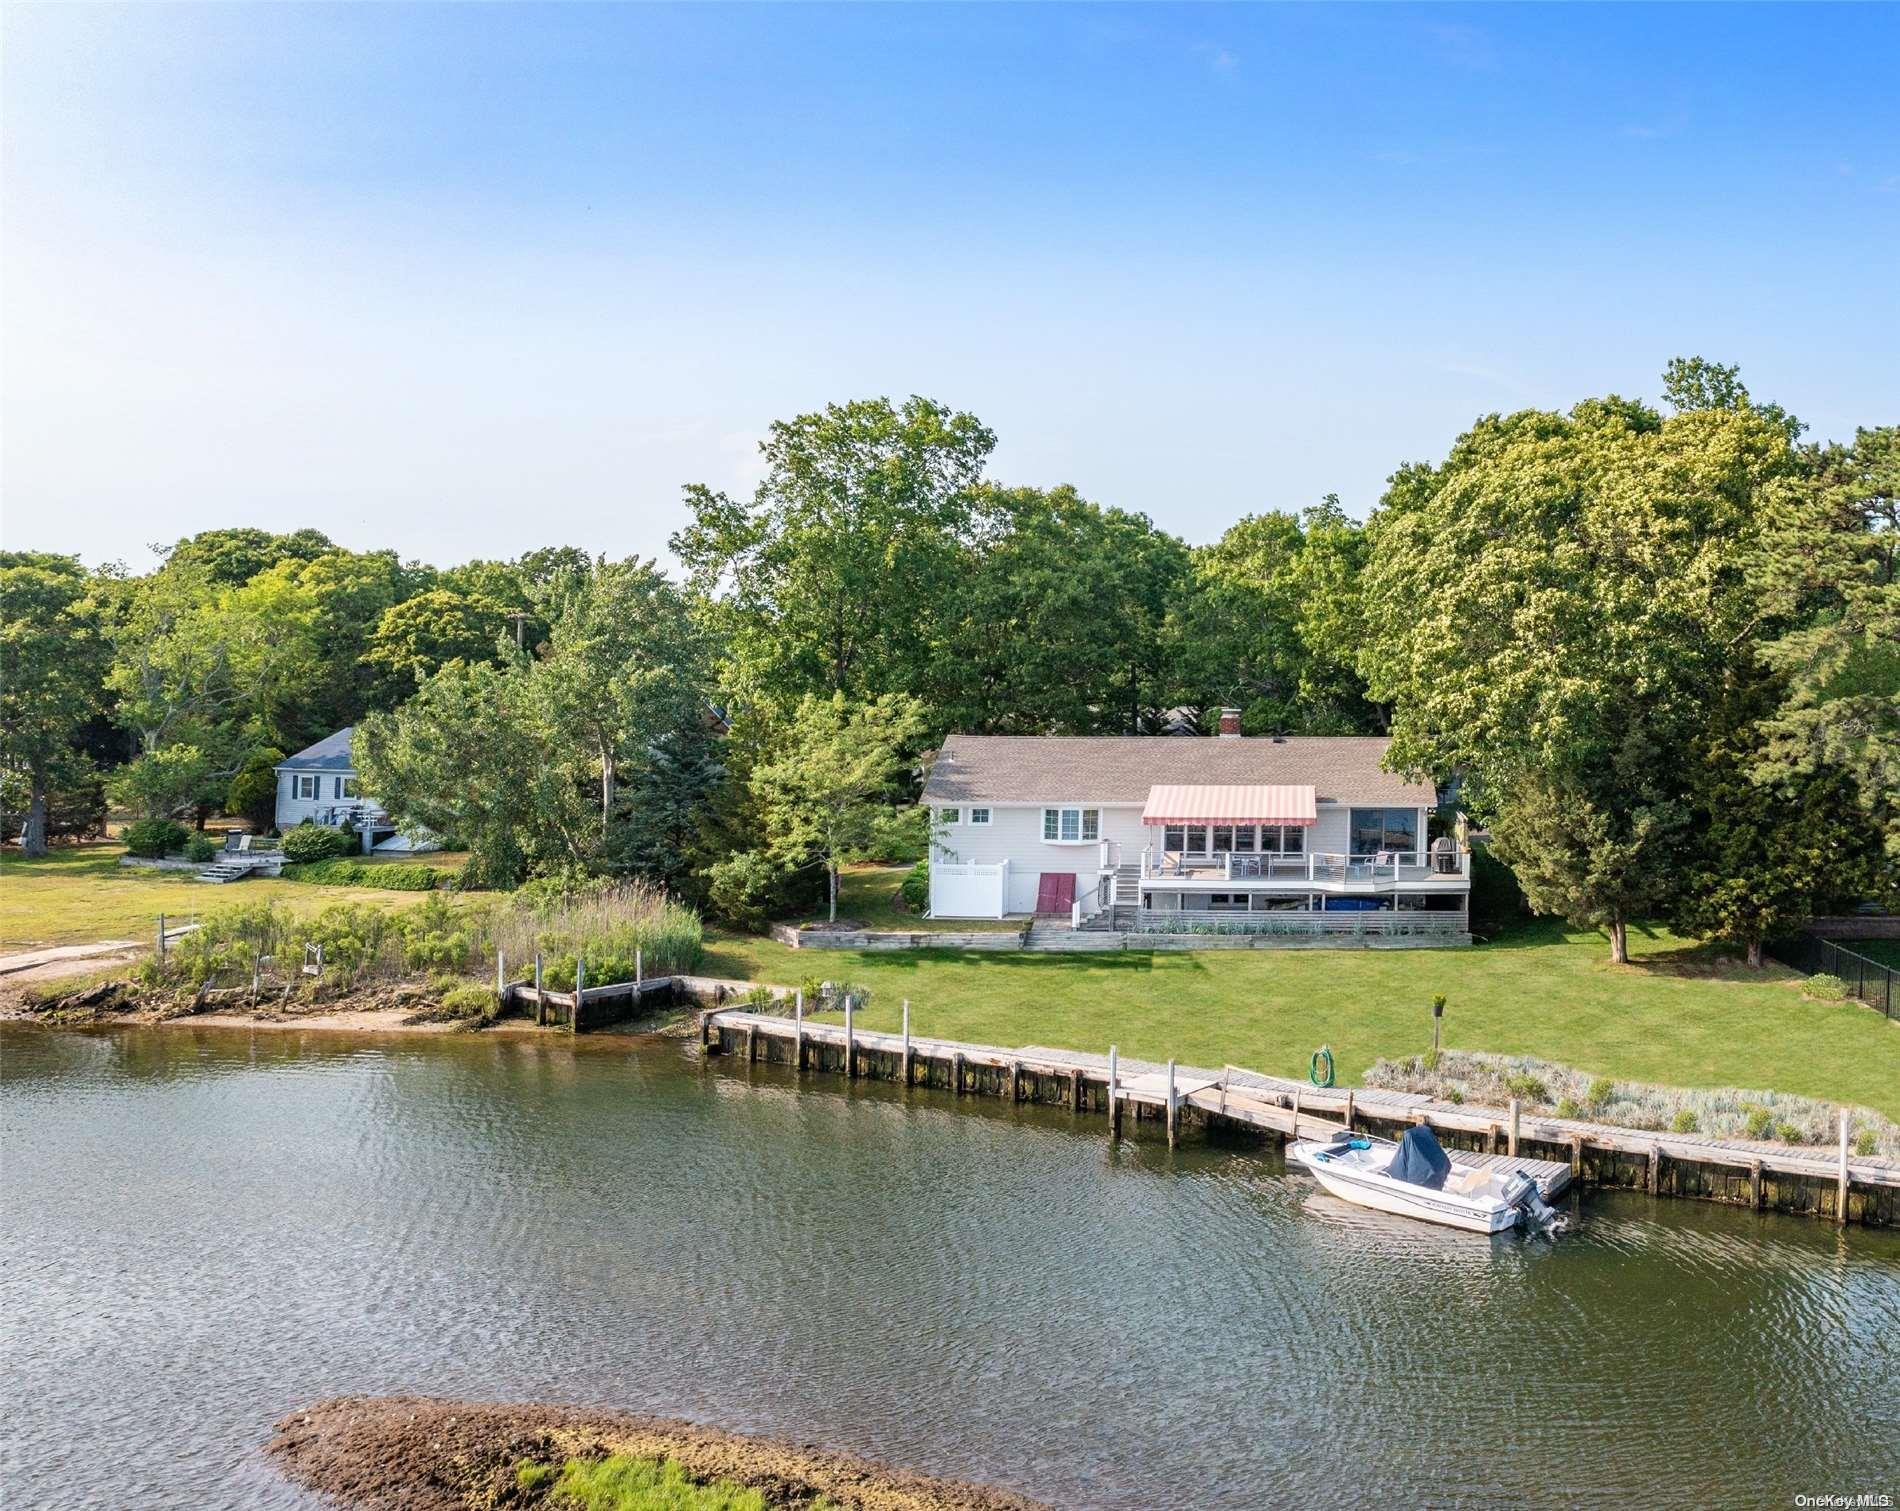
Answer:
1752;424;1899;866
748;692;928;922
1359;378;1798;961
929;485;1190;734
1171;496;1380;734
0;552;108;855
673;396;995;711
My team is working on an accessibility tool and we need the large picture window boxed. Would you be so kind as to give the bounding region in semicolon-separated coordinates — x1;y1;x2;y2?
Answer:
1042;807;1100;844
1349;807;1419;855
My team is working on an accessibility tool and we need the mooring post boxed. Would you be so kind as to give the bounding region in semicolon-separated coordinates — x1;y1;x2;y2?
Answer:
1107;1045;1121;1137
1508;1097;1521;1157
636;947;643;994
1838;1110;1851;1225
952;1050;965;1095
901;1000;911;1085
534;954;545;1026
250;950;260;1005
1165;1058;1178;1148
1290;1086;1302;1141
1010;1056;1022;1103
1750;1159;1764;1212
844;994;857;1078
1647;1144;1662;1197
746;1024;758;1063
496;949;505;1003
1070;1067;1082;1112
157;913;167;965
1344;1088;1355;1133
573;957;585;1034
1570;1134;1585;1185
794;991;805;1070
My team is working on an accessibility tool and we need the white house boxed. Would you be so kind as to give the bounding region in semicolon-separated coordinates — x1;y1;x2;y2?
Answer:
922;710;1470;939
273;728;402;850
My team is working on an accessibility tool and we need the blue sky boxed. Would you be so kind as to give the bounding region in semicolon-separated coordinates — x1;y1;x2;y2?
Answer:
4;3;1896;572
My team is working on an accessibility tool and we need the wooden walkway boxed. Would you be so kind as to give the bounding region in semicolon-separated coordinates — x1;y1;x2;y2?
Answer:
698;1008;1899;1223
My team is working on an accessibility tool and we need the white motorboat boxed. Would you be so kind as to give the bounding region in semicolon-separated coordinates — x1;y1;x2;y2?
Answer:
1288;1124;1561;1235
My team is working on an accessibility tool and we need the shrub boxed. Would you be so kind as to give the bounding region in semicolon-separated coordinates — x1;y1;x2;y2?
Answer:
1671;1109;1698;1134
1443;1088;1463;1105
281;822;359;863
1854;1129;1878;1157
184;833;218;863
1744;1106;1773;1140
1556;1097;1582;1119
799;975;825;1009
1800;973;1846;1001
122;817;188;858
1775;1121;1803;1143
1587;1077;1615;1110
282;859;446;891
737;984;777;1010
1504;1072;1548;1104
899;860;929;913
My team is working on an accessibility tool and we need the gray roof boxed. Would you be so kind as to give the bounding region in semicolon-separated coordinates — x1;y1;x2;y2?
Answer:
922;734;1434;807
276;727;356;772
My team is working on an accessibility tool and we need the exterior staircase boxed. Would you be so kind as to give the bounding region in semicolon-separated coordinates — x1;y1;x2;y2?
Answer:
1109;863;1142;930
1022;919;1120;952
193;861;255;884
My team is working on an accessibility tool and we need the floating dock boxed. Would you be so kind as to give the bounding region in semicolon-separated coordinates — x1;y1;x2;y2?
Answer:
694;1004;1899;1227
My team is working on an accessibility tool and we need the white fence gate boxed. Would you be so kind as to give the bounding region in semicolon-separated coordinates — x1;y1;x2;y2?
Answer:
931;860;1010;919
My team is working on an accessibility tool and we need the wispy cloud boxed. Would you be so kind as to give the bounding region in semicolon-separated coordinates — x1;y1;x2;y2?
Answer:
1190;41;1239;74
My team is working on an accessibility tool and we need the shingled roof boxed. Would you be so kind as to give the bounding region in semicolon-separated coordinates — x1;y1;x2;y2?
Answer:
276;727;357;772
921;734;1433;807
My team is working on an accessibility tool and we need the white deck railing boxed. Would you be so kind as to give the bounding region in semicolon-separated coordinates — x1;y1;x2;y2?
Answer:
1133;908;1466;936
1139;846;1469;884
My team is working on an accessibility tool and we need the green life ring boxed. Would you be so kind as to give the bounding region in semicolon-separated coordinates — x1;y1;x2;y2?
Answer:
1309;1046;1336;1088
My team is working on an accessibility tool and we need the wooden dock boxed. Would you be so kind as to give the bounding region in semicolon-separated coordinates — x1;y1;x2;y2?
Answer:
694;1007;1899;1226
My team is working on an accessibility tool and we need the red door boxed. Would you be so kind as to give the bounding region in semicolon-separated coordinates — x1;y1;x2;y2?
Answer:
1035;872;1076;914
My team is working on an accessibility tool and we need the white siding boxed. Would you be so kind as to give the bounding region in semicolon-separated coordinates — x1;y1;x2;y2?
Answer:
930;802;1145;916
928;796;1444;917
274;769;361;830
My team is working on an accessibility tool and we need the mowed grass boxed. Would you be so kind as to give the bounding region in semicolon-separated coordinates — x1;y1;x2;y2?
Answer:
787;863;1023;933
0;842;471;948
704;917;1900;1120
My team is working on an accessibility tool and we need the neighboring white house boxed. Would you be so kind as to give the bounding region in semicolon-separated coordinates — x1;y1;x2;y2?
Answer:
273;728;407;851
922;710;1470;938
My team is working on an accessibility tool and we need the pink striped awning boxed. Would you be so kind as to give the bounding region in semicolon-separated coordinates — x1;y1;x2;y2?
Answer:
1141;784;1317;826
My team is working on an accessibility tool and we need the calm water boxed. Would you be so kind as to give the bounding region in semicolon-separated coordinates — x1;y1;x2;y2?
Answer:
3;1023;1897;1509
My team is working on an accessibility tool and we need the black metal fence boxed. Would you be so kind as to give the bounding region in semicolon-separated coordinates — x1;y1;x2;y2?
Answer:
1768;933;1897;1019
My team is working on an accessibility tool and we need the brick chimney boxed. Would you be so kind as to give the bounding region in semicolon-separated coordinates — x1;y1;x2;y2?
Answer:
1218;707;1243;738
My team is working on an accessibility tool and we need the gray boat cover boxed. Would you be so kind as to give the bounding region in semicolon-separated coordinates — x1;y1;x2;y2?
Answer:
1386;1124;1452;1189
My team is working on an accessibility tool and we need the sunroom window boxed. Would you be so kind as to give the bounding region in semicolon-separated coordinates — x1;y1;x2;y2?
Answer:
969;808;991;826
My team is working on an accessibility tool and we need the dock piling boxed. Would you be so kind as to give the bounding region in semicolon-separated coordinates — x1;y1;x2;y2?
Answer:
1839;1111;1851;1224
1508;1098;1521;1157
901;1000;911;1085
573;959;584;1034
794;992;805;1070
1165;1059;1178;1148
1107;1046;1121;1137
534;955;545;1025
845;995;857;1079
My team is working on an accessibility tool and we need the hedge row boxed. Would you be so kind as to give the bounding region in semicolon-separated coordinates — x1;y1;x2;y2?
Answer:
279;859;452;892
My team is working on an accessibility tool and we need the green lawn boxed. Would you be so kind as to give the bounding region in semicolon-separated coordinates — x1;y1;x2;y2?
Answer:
703;918;1900;1120
786;863;1023;933
0;842;469;948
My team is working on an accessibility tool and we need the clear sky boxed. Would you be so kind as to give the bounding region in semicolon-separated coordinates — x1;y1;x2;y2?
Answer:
4;2;1896;573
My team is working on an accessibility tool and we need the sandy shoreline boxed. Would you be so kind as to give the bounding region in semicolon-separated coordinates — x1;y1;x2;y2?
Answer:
268;1395;1047;1510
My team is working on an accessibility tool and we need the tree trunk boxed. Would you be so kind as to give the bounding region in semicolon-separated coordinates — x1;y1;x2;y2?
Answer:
1746;937;1764;969
20;765;49;858
828;862;839;923
599;735;614;838
1608;916;1628;965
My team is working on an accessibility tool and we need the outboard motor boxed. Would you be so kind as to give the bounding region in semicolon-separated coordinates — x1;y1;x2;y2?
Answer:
1502;1172;1564;1236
